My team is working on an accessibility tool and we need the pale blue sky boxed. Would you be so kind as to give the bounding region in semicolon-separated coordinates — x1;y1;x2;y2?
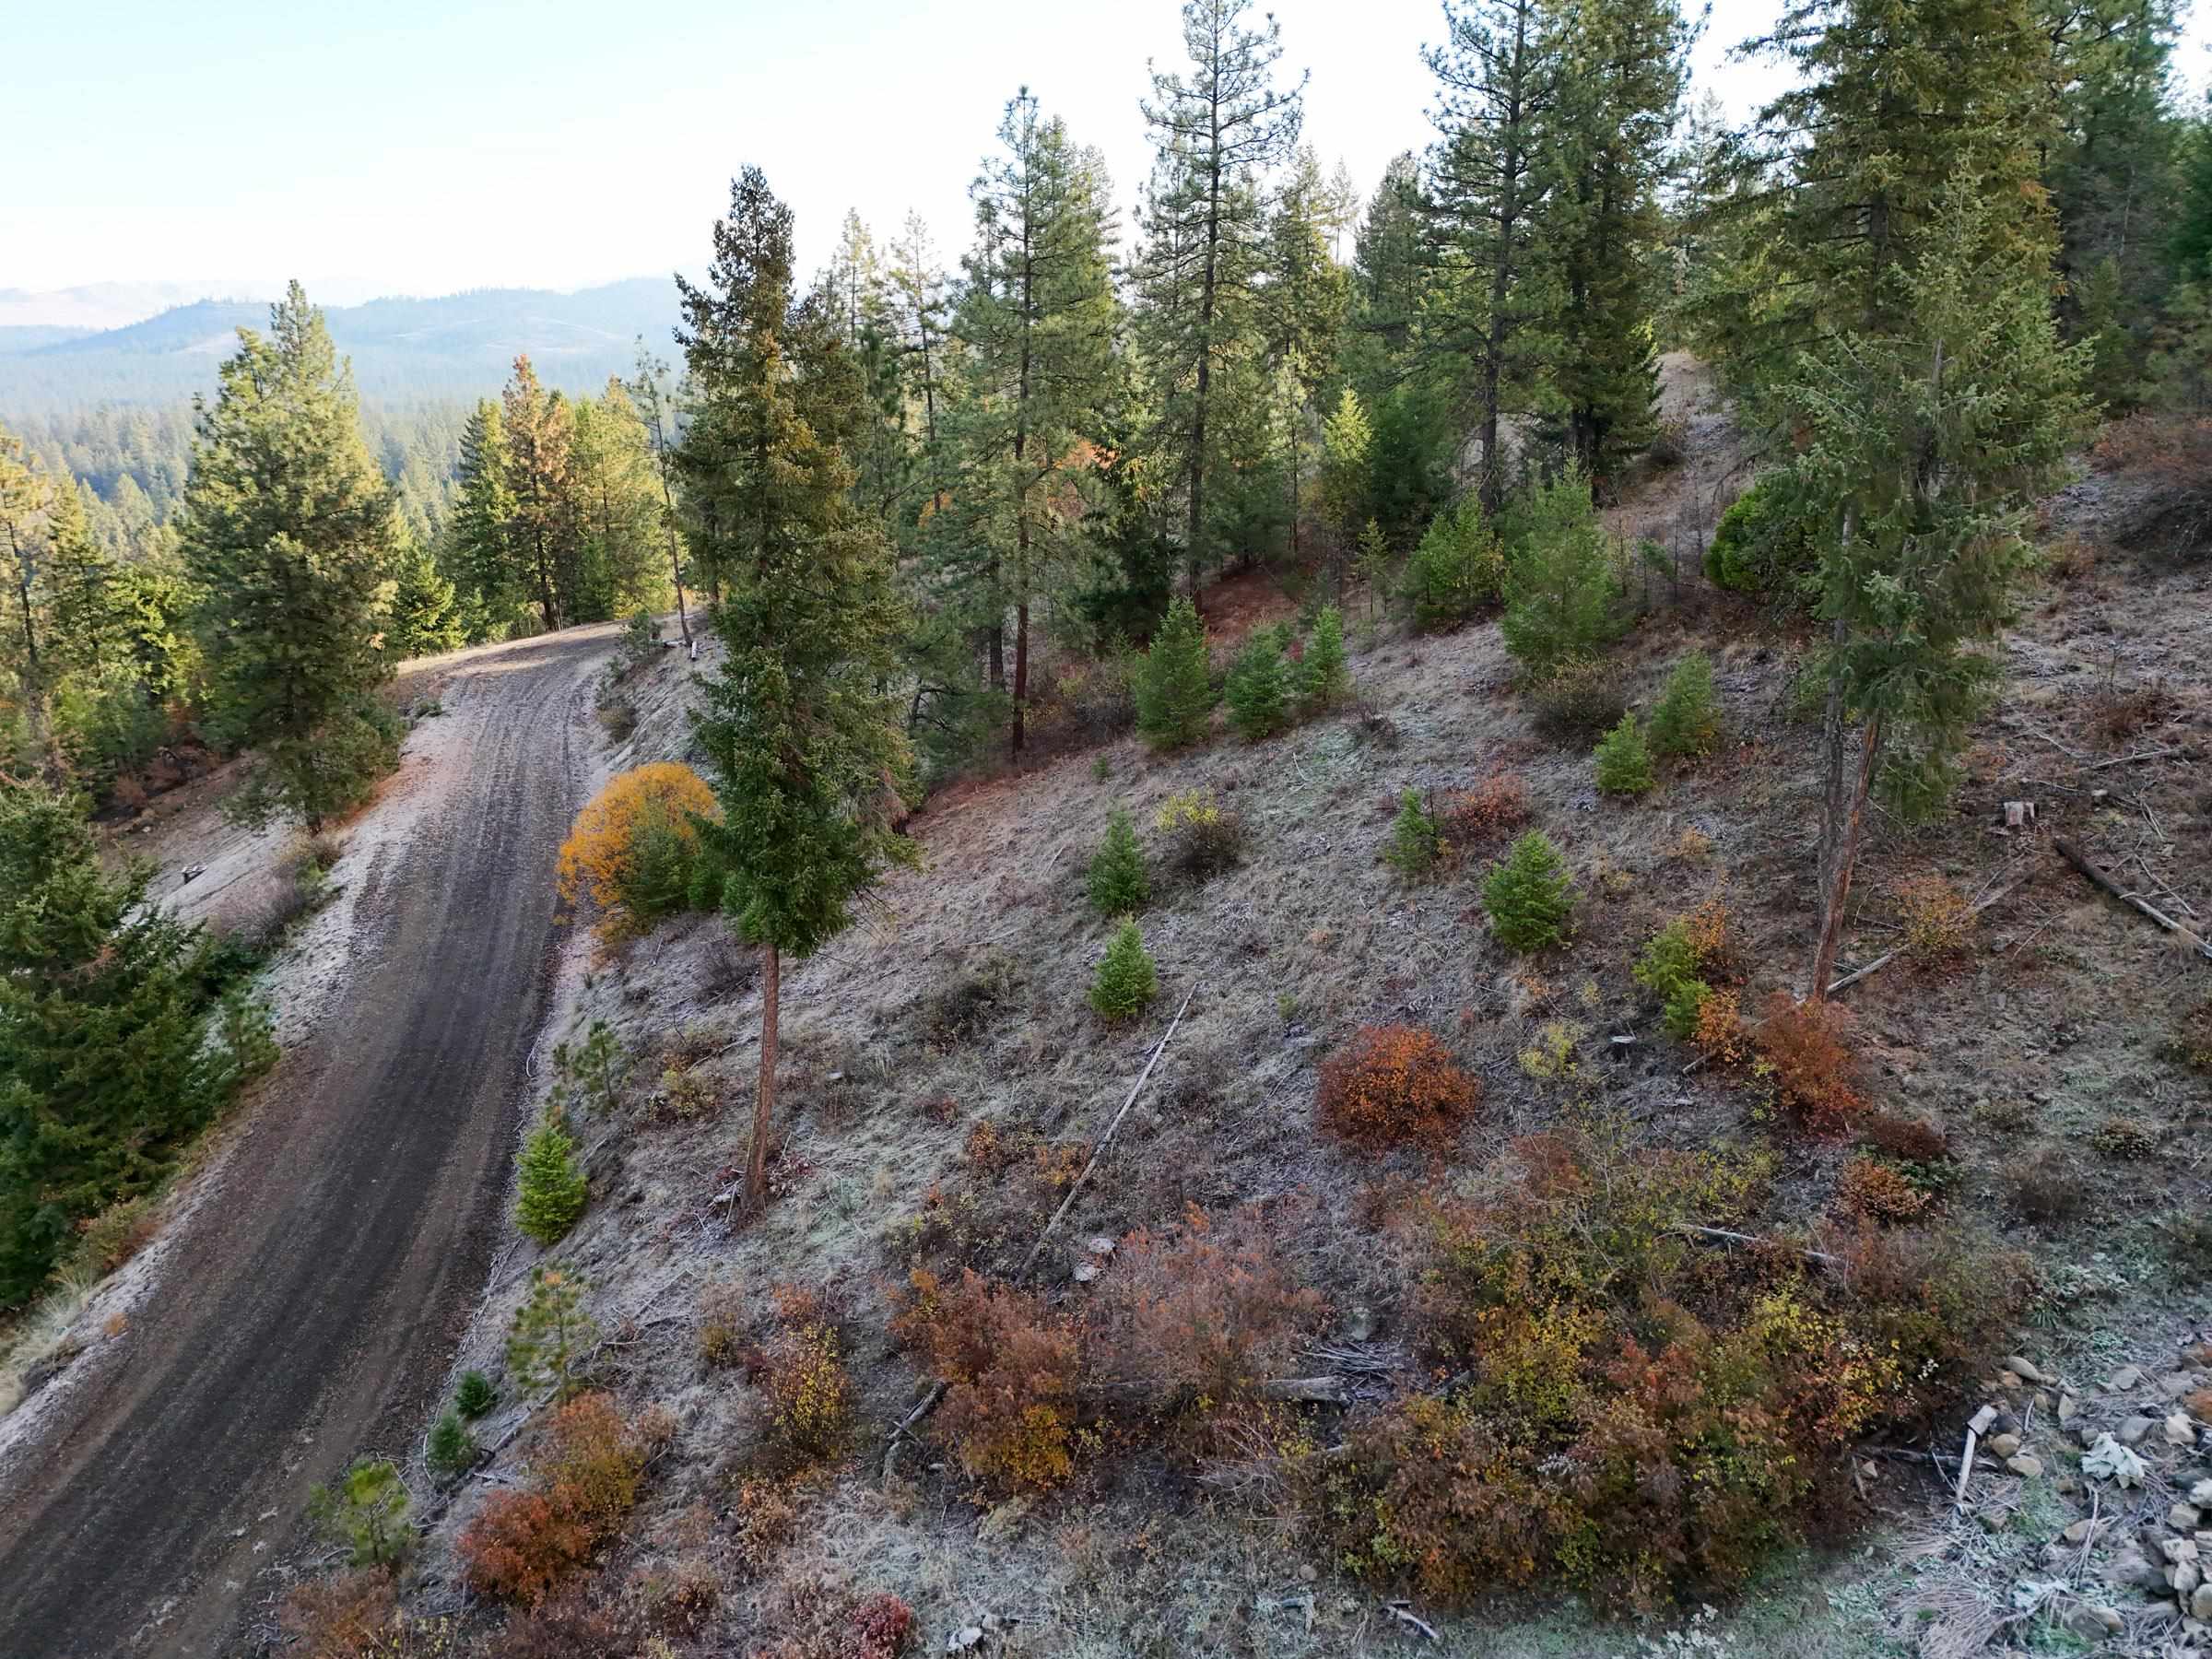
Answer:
5;0;2206;300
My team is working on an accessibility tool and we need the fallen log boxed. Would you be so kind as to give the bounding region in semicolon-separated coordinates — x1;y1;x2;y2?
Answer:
2053;836;2212;961
1674;1223;1841;1268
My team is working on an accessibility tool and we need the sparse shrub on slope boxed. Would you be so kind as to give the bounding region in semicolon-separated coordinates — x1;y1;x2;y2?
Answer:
1749;992;1865;1136
455;1370;497;1418
276;1572;409;1659
306;1458;412;1570
1316;1024;1480;1148
1089;919;1159;1019
894;1268;1087;1492
1382;788;1442;879
1154;788;1245;880
1632;905;1733;1039
1439;771;1529;847
1648;652;1723;758
1132;595;1214;749
1483;831;1574;952
1085;809;1150;915
506;1265;597;1398
457;1390;647;1605
1703;471;1823;597
1313;1123;2026;1612
1592;713;1656;795
1529;656;1629;744
1402;495;1501;629
1224;625;1292;740
554;762;718;937
756;1286;853;1460
428;1408;477;1476
1500;470;1623;677
515;1105;588;1246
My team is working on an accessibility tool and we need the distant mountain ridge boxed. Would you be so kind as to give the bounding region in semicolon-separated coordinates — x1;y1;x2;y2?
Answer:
0;279;682;410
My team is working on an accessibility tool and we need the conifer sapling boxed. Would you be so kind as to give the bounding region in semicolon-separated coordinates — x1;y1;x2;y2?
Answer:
1383;788;1443;878
1224;628;1291;741
1300;605;1351;711
1593;713;1656;796
1649;653;1722;759
1086;810;1150;916
1089;919;1159;1019
514;1105;588;1246
1133;595;1215;749
1483;831;1576;952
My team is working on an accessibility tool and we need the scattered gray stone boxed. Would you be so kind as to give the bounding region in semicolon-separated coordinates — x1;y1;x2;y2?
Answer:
2008;1453;2046;1478
2065;1519;2100;1545
2173;1559;2201;1599
947;1627;984;1653
2175;1503;2206;1533
2160;1537;2200;1566
2169;1412;2198;1447
2060;1394;2078;1425
2110;1365;2146;1393
2006;1356;2045;1383
2194;1581;2212;1621
1991;1431;2024;1459
2194;1479;2212;1506
2106;1548;2164;1591
2121;1416;2158;1444
2162;1372;2199;1400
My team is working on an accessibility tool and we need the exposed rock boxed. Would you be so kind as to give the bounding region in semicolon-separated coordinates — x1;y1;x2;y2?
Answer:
2175;1503;2206;1533
2161;1372;2200;1400
2007;1453;2045;1478
2160;1537;2200;1566
2065;1518;2100;1545
2006;1356;2044;1383
2106;1547;2163;1591
2064;1602;2124;1639
2172;1560;2200;1599
2060;1394;2078;1425
1990;1431;2024;1459
2194;1479;2212;1506
947;1627;984;1653
2120;1416;2157;1444
1970;1403;2002;1435
2194;1581;2212;1621
2109;1365;2146;1393
2170;1412;2198;1447
1998;1370;2023;1389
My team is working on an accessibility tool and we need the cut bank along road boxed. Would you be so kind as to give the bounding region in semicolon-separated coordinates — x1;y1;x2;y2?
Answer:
0;627;614;1658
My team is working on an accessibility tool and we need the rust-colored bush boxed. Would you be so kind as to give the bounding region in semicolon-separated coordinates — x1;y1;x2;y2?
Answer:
759;1318;853;1458
1439;771;1530;847
532;1392;646;1532
731;1477;798;1573
1857;1113;1949;1163
457;1488;595;1605
1821;1219;2030;1423
1315;1024;1481;1149
276;1571;396;1659
635;1557;720;1637
1836;1158;1932;1224
841;1592;916;1659
1751;994;1864;1136
1088;1206;1324;1409
488;1587;640;1659
892;1268;1085;1492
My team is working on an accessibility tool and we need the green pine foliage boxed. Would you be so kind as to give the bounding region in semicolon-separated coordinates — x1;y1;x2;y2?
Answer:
454;1371;497;1418
506;1264;596;1398
1500;472;1624;677
1402;496;1501;629
1299;605;1352;711
1635;918;1712;1039
306;1458;411;1570
180;284;403;830
1662;977;1712;1041
1592;713;1656;795
427;1408;477;1476
383;526;467;659
1483;831;1576;952
1224;626;1292;740
1702;474;1824;597
0;782;273;1306
1086;810;1150;916
1133;595;1215;749
514;1105;588;1246
1383;789;1443;879
1089;919;1159;1020
1648;653;1723;758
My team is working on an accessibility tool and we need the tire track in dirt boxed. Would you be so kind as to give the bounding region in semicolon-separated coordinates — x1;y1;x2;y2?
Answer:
0;627;614;1658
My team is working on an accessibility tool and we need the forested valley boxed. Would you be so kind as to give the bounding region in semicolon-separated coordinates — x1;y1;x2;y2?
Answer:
6;0;2212;1653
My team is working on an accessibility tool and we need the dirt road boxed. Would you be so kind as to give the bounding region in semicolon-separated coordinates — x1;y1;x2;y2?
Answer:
0;628;613;1657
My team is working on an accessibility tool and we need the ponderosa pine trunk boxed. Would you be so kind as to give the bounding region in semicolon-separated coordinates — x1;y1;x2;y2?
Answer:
747;942;780;1209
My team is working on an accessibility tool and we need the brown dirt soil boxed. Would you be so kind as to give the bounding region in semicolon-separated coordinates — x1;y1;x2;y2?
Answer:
0;626;615;1658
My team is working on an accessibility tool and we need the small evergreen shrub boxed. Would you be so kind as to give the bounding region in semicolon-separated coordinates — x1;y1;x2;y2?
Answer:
515;1106;588;1246
1132;596;1214;749
1592;714;1656;795
1224;626;1292;741
1402;496;1501;629
1703;472;1824;596
1648;653;1723;758
455;1370;497;1418
551;1018;626;1118
307;1458;412;1570
1299;605;1352;711
1085;810;1149;915
428;1407;478;1476
1382;789;1443;879
1483;832;1574;952
1089;920;1159;1019
1316;1024;1481;1148
1661;978;1712;1039
1500;471;1623;677
1530;656;1629;743
1154;789;1245;880
506;1265;597;1398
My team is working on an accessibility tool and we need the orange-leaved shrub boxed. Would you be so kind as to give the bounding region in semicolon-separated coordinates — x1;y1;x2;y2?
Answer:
1835;1156;1932;1223
754;1287;853;1459
276;1571;400;1659
892;1268;1086;1492
457;1391;648;1604
554;762;719;936
1438;771;1530;847
1087;1205;1324;1410
1309;1121;2022;1612
1749;993;1864;1136
1316;1024;1480;1148
1895;875;1974;962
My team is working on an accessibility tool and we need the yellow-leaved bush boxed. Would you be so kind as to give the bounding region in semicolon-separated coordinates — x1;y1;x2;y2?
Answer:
555;762;719;937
